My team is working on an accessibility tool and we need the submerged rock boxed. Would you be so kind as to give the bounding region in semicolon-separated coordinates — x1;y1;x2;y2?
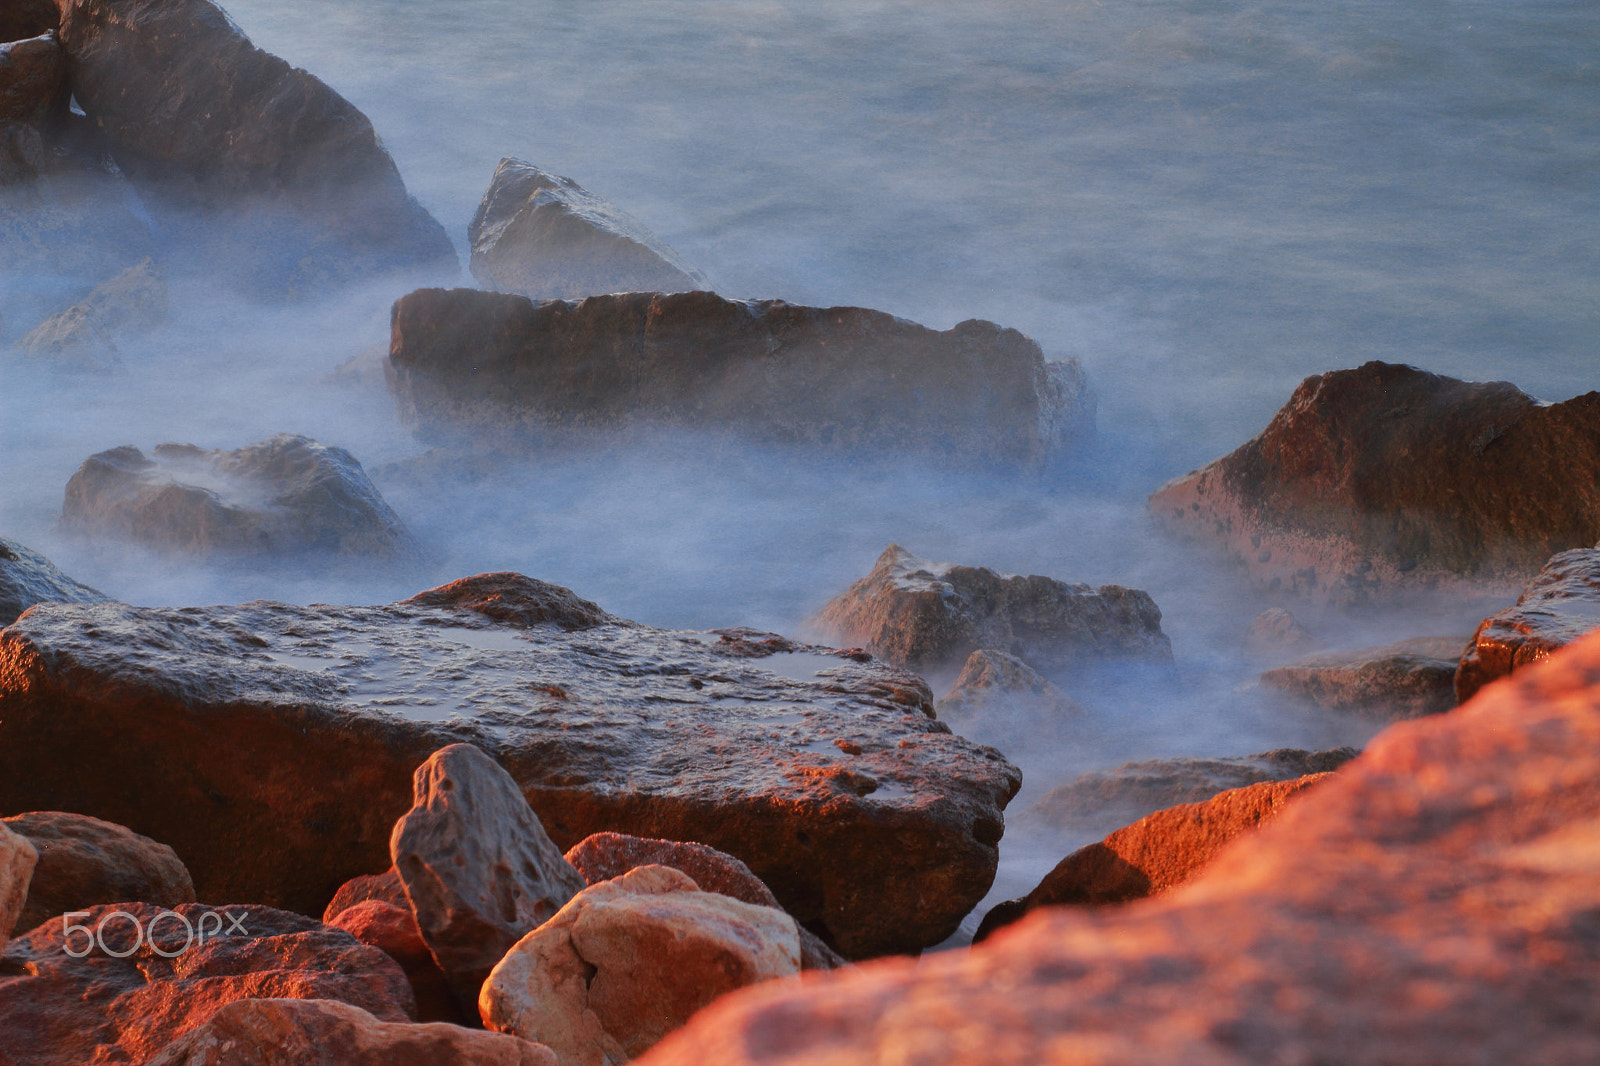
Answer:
1243;605;1315;659
811;544;1170;674
1149;361;1600;605
16;256;167;369
469;158;703;300
1259;636;1463;721
0;572;1021;958
387;287;1092;464
60;433;416;558
1457;545;1600;703
0;535;108;625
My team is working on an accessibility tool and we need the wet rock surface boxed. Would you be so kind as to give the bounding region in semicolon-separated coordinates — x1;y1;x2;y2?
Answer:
0;572;1021;958
469;158;704;300
60;433;416;558
1150;361;1600;605
637;629;1600;1066
0;535;108;626
387;287;1092;464
0;822;37;951
811;544;1171;674
1259;635;1463;721
1457;546;1600;703
16;256;168;369
0;902;416;1064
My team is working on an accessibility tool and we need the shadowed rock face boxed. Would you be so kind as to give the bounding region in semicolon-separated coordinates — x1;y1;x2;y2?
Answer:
0;573;1020;958
0;33;65;183
1457;546;1600;703
1260;636;1463;721
386;287;1093;464
635;628;1600;1066
0;535;108;626
0;3;58;44
1150;361;1600;605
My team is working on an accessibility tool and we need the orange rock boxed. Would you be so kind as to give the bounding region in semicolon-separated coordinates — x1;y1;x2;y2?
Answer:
0;820;37;950
328;899;463;1025
1456;545;1600;703
1260;636;1463;721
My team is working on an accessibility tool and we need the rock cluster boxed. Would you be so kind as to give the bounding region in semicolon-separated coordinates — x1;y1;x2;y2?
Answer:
1457;545;1600;703
0;535;107;626
1259;635;1463;721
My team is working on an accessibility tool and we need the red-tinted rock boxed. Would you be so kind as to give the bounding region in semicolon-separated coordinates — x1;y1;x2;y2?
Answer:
1243;606;1314;659
0;535;108;626
0;902;416;1064
329;899;462;1025
1260;636;1463;721
0;32;65;185
1151;362;1600;605
1456;545;1600;703
934;648;1081;723
0;822;37;950
386;287;1092;464
0;3;58;44
323;868;408;922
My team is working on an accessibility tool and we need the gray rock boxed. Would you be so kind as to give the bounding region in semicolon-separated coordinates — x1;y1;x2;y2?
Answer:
17;257;167;370
0;536;108;626
1456;545;1600;703
935;648;1080;733
1261;636;1463;721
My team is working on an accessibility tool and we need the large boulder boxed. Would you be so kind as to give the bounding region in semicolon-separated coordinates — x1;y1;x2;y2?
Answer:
0;535;108;626
481;864;800;1065
469;158;703;300
0;903;416;1064
54;0;455;296
60;434;417;558
1149;361;1600;605
1259;635;1463;721
0;572;1021;958
810;544;1170;674
16;255;167;370
635;627;1600;1066
1456;545;1600;703
0;822;37;950
386;287;1093;464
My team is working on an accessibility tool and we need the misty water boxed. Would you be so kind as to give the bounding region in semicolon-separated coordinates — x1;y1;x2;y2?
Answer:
4;0;1598;942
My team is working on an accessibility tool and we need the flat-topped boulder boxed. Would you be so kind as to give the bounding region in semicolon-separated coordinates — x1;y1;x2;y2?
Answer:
1260;635;1463;721
0;535;108;626
1150;362;1600;605
386;288;1092;464
1457;545;1600;703
0;573;1021;958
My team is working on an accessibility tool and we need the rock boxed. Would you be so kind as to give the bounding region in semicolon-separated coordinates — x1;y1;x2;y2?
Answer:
635;628;1600;1066
1149;361;1600;605
0;32;65;185
810;544;1170;674
481;864;800;1065
0;572;1021;958
1030;746;1359;835
328;899;462;1025
0;822;37;950
0;902;416;1063
564;831;846;971
935;648;1081;722
17;256;167;369
2;810;195;937
324;868;409;921
55;0;455;297
0;535;108;626
469;158;703;300
1243;605;1314;658
386;287;1093;464
60;433;417;558
1457;546;1600;703
392;743;587;1000
147;998;557;1066
975;773;1331;941
0;3;59;44
1260;636;1463;720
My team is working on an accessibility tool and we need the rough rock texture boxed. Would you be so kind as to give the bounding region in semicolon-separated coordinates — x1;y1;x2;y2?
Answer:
0;822;37;950
976;774;1331;942
148;998;557;1066
55;0;455;296
1457;546;1600;704
637;628;1600;1066
1243;606;1314;659
17;256;167;369
1149;361;1600;605
2;810;195;937
0;3;60;44
328;899;462;1025
387;287;1093;464
60;433;416;558
324;868;409;921
811;544;1171;674
0;903;416;1063
469;158;703;300
482;865;800;1065
392;743;587;999
564;832;846;971
935;648;1081;723
1030;746;1359;835
1260;636;1463;721
0;535;108;625
0;31;65;185
0;572;1021;958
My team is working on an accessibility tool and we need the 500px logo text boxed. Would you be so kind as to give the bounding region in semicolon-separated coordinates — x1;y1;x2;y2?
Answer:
62;908;251;958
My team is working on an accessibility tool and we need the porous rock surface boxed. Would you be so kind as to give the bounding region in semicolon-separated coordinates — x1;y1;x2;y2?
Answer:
811;544;1171;674
17;255;167;369
1149;361;1600;605
0;821;37;950
387;287;1092;464
0;572;1021;958
0;534;108;625
1457;545;1600;703
0;902;416;1064
481;864;800;1066
469;158;703;300
1242;606;1314;659
637;628;1600;1066
60;433;416;558
1259;636;1463;721
147;998;557;1066
2;810;195;937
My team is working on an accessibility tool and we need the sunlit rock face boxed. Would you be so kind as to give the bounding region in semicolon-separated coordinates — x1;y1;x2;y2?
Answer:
0;535;108;626
1150;361;1600;606
1456;545;1600;703
1260;635;1463;721
386;287;1093;465
0;572;1021;958
54;0;456;297
0;821;36;953
636;628;1600;1066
